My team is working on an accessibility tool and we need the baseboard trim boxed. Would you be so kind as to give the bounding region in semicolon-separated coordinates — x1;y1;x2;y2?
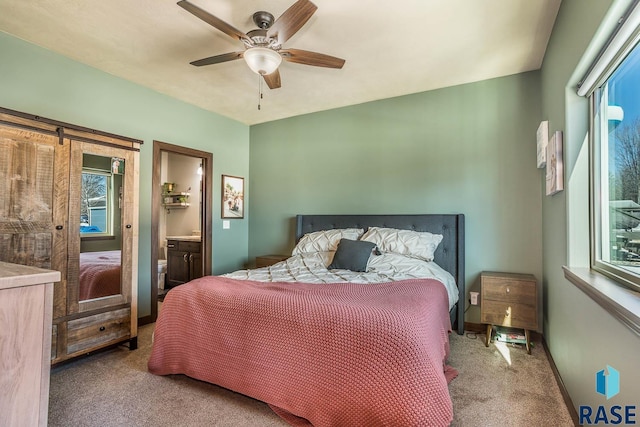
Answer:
541;338;580;426
138;315;153;327
463;322;485;333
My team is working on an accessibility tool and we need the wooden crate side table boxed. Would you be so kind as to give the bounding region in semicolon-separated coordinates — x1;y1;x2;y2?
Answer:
256;254;289;268
480;271;537;354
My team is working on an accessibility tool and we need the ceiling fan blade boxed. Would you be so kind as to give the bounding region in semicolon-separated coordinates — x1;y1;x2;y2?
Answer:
280;49;345;69
267;0;317;45
178;0;249;43
262;70;282;89
190;51;244;67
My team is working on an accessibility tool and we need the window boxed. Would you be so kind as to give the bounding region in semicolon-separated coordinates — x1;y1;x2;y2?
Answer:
80;169;113;237
590;24;640;291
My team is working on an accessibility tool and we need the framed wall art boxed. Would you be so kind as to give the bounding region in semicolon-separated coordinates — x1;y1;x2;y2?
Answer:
545;131;564;196
536;120;548;168
222;174;244;218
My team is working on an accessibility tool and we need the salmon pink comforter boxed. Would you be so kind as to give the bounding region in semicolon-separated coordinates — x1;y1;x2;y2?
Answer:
78;250;121;300
148;276;457;427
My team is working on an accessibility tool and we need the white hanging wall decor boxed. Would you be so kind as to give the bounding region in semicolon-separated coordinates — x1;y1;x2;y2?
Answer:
536;120;548;169
545;130;564;196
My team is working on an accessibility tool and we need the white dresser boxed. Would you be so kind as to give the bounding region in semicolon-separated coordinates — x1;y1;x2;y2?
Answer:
0;262;59;427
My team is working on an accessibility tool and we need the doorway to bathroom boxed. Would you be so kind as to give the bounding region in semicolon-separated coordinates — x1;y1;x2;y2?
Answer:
149;140;213;323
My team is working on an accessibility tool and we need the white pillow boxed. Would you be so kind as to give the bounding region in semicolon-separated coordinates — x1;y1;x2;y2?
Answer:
360;227;443;261
292;228;364;255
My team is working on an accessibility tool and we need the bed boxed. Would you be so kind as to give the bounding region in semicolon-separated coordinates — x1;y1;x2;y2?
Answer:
148;214;465;426
78;250;121;300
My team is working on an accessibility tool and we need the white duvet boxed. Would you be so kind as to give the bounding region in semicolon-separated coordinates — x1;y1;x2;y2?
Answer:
224;251;459;310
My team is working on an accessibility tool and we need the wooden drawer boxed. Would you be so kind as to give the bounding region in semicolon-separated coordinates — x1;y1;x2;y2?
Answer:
481;278;535;303
66;308;130;355
168;240;201;253
179;241;201;253
480;300;537;330
481;272;536;300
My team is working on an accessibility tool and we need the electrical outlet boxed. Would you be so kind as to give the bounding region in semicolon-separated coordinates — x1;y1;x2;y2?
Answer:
470;291;479;305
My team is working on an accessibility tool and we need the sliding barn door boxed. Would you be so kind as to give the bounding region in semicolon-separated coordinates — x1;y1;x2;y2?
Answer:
0;123;69;319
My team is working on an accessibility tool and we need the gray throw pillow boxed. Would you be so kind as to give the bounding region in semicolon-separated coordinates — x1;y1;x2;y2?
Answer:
328;238;376;272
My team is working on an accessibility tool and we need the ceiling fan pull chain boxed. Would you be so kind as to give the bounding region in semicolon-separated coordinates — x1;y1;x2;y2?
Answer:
258;74;264;110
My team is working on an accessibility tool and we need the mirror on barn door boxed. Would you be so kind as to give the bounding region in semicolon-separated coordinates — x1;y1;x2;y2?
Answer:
67;140;135;315
76;153;124;301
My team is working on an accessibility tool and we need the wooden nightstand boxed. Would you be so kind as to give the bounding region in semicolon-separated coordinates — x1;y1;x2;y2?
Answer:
255;254;289;268
480;271;537;354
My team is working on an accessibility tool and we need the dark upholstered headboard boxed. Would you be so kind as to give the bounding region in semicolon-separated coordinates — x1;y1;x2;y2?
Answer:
295;214;465;334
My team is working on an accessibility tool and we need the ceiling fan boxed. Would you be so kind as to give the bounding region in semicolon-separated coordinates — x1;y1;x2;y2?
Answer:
177;0;345;89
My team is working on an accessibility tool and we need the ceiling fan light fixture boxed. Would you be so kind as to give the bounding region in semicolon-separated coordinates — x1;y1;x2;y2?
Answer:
243;47;282;75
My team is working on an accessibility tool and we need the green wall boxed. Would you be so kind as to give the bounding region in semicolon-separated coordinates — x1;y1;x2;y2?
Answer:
7;4;639;412
0;32;251;319
249;72;544;326
540;0;640;413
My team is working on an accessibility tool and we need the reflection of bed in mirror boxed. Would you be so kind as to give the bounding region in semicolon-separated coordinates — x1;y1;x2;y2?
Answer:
79;250;121;300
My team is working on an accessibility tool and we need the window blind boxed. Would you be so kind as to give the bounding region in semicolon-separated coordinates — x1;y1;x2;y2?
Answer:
577;0;640;97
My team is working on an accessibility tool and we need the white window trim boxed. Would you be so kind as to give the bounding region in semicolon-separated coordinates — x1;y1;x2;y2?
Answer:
564;0;640;336
577;0;640;97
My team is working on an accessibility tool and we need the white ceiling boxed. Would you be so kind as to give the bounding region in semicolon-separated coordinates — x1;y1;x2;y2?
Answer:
0;0;561;125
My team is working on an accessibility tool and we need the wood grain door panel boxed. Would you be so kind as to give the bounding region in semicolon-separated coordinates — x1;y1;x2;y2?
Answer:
0;126;69;319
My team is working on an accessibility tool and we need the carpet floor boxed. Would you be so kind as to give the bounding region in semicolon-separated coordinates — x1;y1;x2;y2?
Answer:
48;324;575;426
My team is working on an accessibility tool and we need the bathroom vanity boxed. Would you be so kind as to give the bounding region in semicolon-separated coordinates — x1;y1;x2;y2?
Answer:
166;236;203;288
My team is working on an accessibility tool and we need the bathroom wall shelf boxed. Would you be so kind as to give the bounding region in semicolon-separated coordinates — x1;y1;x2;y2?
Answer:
163;192;190;209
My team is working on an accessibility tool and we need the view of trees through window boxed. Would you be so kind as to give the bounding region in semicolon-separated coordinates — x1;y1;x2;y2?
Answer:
601;40;640;275
80;172;109;234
